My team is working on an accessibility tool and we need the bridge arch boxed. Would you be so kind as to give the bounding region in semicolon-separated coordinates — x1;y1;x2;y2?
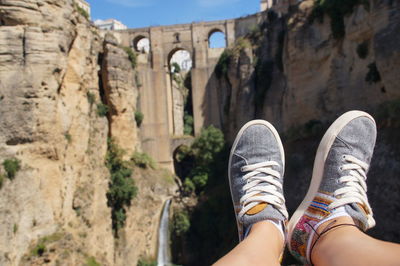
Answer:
208;29;227;49
133;35;150;53
167;47;193;72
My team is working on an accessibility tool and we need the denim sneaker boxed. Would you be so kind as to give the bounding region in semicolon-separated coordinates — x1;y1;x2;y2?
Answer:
228;120;288;242
287;111;377;264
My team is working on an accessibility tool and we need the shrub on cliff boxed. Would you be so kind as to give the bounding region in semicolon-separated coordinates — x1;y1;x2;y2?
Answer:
177;126;225;194
74;4;89;20
96;103;109;117
131;151;156;169
85;257;101;266
123;47;137;69
215;49;232;79
172;209;191;237
191;125;225;166
106;138;138;235
137;257;157;266
135;110;144;127
3;158;21;180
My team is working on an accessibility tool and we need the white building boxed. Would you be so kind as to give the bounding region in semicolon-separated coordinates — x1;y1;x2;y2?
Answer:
75;0;91;18
94;19;128;30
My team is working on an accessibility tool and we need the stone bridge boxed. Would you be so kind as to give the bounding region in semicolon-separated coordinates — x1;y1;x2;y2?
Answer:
112;12;266;169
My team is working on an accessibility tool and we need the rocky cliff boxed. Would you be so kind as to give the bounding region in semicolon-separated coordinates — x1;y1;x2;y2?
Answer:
0;1;175;265
217;0;400;142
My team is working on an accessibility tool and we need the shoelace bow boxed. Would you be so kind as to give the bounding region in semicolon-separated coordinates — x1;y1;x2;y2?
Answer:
329;154;375;227
238;161;288;219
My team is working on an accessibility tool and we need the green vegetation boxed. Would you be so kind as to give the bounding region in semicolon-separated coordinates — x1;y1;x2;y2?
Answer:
123;47;137;69
357;41;369;59
85;257;101;266
31;243;46;257
172;62;181;73
310;0;370;39
64;133;72;143
215;50;231;79
183;113;194;136
135;110;144;127
0;174;4;189
30;233;64;257
96;103;109;117
172;209;191;237
172;126;235;264
75;4;89;20
137;257;157;266
87;91;96;106
215;38;251;80
106;138;138;235
365;62;381;84
13;224;18;234
183;72;194;136
175;126;224;194
3;158;21;180
131;151;156;169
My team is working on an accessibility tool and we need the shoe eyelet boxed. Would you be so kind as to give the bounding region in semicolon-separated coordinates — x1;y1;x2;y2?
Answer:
339;166;343;171
240;167;245;172
342;155;346;159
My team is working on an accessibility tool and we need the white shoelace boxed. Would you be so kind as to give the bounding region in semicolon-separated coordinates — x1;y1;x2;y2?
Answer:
329;154;375;227
238;161;288;219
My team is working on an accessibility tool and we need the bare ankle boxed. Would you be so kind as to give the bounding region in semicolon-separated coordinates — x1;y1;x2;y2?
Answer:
311;216;359;265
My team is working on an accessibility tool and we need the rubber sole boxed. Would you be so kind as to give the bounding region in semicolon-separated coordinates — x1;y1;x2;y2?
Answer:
286;110;375;248
228;120;285;240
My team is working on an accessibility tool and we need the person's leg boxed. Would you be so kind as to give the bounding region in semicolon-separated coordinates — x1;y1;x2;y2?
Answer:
287;111;400;265
214;120;289;265
311;216;400;266
214;221;283;266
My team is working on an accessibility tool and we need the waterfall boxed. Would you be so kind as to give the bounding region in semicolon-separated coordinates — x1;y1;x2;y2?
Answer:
157;199;172;266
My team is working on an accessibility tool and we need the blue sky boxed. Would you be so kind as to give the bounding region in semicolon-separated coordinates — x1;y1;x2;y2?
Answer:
90;0;260;29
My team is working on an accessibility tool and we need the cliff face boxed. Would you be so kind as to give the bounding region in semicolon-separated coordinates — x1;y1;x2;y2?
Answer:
218;0;400;141
174;1;400;265
0;1;175;265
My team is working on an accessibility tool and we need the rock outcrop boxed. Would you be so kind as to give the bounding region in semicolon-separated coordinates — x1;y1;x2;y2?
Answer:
101;33;140;157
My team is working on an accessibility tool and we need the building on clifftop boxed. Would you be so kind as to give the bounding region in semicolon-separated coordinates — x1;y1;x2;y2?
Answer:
94;19;128;30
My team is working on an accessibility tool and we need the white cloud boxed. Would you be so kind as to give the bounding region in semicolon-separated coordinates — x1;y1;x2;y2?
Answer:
196;0;240;7
105;0;155;8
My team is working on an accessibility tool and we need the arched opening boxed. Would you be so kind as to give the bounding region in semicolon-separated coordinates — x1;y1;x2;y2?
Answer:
168;49;194;136
169;49;192;72
133;35;150;54
208;30;227;49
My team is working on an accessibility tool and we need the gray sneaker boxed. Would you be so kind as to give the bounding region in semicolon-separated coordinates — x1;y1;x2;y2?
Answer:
228;120;288;241
287;111;377;264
